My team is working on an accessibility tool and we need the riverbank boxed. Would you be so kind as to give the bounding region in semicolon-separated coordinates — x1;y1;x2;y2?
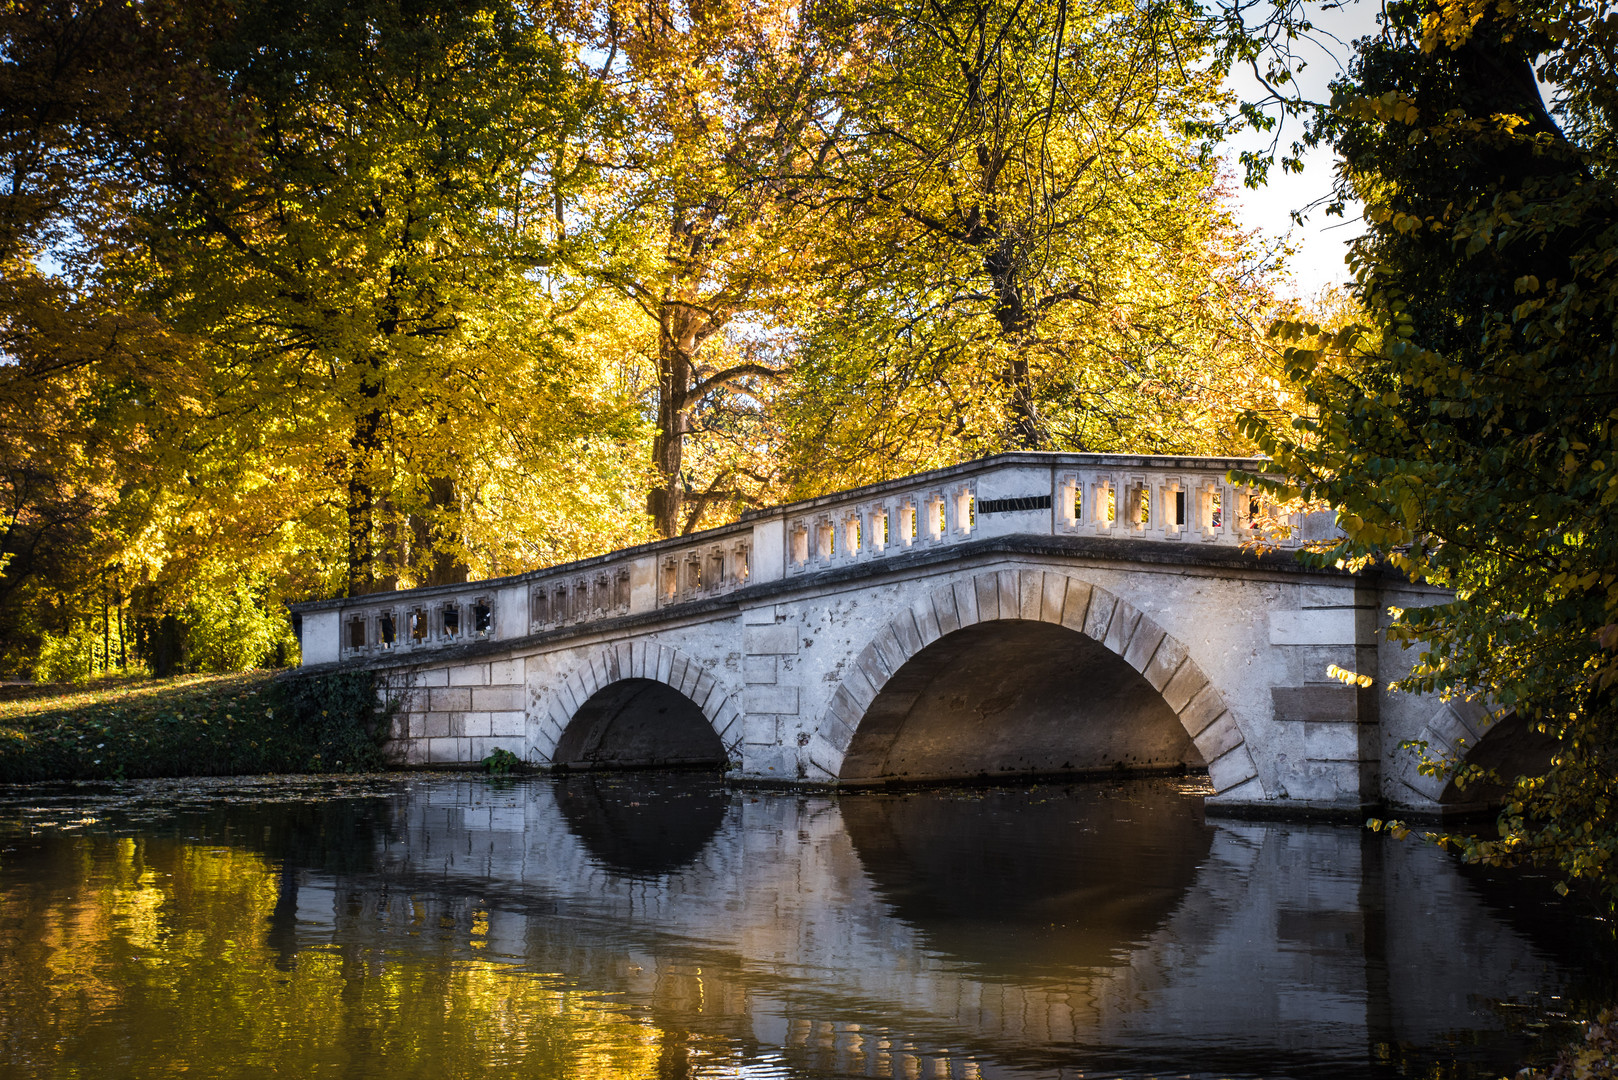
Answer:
0;670;388;782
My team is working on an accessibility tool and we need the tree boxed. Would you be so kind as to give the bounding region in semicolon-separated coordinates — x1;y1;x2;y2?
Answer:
0;0;653;675
568;0;840;537
773;0;1289;491
1237;0;1618;900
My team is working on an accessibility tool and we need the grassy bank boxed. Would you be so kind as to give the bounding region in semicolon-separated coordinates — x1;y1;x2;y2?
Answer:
0;670;389;783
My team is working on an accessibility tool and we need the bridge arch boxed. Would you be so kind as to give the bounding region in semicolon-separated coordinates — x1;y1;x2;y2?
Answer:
1394;697;1555;812
528;642;742;769
816;569;1263;795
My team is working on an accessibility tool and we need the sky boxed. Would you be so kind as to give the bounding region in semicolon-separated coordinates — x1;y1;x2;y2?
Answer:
1221;0;1386;299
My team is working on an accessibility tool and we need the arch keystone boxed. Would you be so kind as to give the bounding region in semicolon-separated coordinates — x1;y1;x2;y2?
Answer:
1060;580;1094;630
1040;572;1069;624
1018;570;1043;620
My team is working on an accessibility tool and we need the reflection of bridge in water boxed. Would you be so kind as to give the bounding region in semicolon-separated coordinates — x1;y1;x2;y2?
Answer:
265;776;1571;1078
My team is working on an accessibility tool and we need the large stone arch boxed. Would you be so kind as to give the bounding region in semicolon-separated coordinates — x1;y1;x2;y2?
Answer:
814;568;1264;796
527;640;743;765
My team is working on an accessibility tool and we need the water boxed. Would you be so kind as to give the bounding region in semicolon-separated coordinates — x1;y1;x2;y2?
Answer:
0;773;1611;1079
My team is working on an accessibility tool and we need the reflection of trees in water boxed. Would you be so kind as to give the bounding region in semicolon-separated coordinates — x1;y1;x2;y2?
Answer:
840;780;1215;977
554;772;730;877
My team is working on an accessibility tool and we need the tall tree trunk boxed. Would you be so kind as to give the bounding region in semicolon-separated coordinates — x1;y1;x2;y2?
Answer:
346;400;383;597
649;317;695;539
986;237;1042;449
411;475;470;587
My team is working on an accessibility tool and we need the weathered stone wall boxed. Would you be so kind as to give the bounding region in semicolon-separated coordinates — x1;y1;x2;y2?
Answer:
363;545;1448;813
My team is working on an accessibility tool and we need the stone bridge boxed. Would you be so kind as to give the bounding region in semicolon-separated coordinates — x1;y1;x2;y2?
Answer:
292;452;1511;814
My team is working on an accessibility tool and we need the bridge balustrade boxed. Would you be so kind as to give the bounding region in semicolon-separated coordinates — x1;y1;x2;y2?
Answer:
304;453;1315;664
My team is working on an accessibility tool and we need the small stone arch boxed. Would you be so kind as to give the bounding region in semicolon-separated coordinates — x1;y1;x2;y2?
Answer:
1391;696;1554;810
814;568;1264;796
527;640;743;765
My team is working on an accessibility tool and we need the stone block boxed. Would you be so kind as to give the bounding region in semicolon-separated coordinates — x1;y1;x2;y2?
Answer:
414;668;449;688
489;659;521;685
844;665;880;710
489;711;525;737
668;655;690;692
1271;685;1359;723
1206;743;1259;793
1196;712;1244;761
745;624;800;655
656;645;675;684
1268;608;1360;646
712;698;742;739
998;570;1020;621
932;584;961;635
1177;684;1227;737
427;738;467;764
1303;721;1361;760
1160;657;1207;713
1144;637;1188;693
974;573;1000;622
473;686;523;712
449;663;490;687
678;657;703;698
874;626;909;674
1084;591;1116;642
1103;601;1139;655
461;711;493;738
912;597;942;646
1123;618;1166;673
745;655;778;684
949;578;977;626
745;685;800;715
1041;573;1068;624
827;688;863;732
430;687;472;712
742;603;780;625
742;714;780;746
1019;570;1043;621
1060;580;1093;632
403;740;428;766
691;671;717;708
479;735;526;760
893;609;924;656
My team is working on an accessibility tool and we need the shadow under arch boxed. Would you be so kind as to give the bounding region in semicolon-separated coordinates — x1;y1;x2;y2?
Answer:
825;570;1257;790
842;781;1216;977
553;772;730;877
553;678;727;771
840;620;1204;781
1440;710;1557;813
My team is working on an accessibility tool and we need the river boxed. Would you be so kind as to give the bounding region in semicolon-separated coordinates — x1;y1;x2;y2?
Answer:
0;773;1611;1078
